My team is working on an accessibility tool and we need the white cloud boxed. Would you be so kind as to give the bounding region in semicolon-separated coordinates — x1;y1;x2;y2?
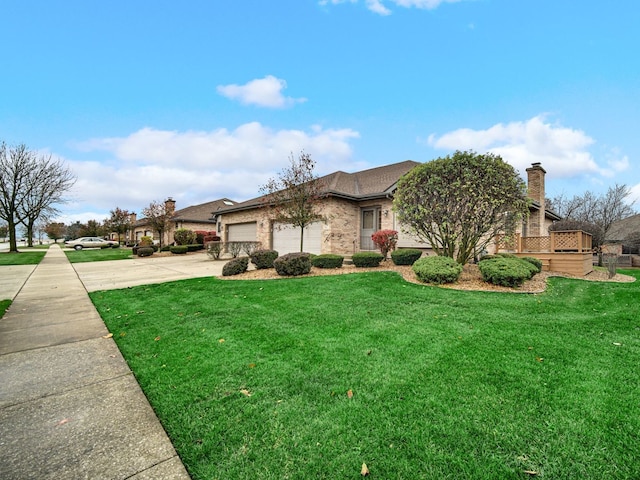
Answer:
320;0;463;14
216;75;306;108
426;115;630;180
66;123;360;220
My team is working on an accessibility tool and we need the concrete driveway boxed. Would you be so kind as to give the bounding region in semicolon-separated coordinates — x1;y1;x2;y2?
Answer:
72;252;228;292
1;251;228;300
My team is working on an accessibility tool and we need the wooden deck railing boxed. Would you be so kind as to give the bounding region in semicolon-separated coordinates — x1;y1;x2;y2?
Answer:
495;230;592;253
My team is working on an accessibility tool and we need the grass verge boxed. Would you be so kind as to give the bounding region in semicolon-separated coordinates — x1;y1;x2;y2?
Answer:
92;270;640;479
0;250;47;265
64;247;134;263
0;299;11;318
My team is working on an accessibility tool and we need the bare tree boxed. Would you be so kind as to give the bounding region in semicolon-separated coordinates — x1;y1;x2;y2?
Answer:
141;200;173;249
260;151;325;252
19;153;76;247
0;142;76;251
0;143;38;252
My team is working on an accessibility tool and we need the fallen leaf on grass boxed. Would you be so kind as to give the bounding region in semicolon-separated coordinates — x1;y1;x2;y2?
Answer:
218;338;225;343
613;342;622;346
248;363;256;368
361;462;370;476
535;357;544;362
154;336;161;341
347;389;354;399
523;470;538;476
102;333;113;339
240;389;252;397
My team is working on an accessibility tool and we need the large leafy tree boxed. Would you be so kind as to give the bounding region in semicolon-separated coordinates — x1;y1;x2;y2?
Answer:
393;150;530;265
141;200;172;249
45;222;66;243
106;207;132;244
260;151;324;252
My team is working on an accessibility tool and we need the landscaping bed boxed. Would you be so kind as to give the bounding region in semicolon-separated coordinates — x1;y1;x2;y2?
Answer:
222;261;635;293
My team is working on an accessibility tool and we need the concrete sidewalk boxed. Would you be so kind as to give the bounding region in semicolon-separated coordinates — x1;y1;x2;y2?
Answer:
0;245;191;479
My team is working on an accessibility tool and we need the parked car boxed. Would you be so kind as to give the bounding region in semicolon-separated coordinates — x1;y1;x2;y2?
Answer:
64;237;119;250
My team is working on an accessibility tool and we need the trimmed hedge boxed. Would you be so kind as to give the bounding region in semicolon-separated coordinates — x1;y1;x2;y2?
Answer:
251;249;279;269
521;256;543;273
222;257;249;276
274;252;312;276
352;252;385;268
170;245;188;255
136;246;154;257
312;254;344;269
391;248;422;266
478;257;538;287
412;256;463;284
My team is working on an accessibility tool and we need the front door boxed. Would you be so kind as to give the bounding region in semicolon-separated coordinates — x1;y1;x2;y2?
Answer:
360;208;381;250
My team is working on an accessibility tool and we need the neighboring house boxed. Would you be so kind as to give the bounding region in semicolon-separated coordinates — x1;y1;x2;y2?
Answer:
217;160;560;256
131;197;236;245
604;213;640;254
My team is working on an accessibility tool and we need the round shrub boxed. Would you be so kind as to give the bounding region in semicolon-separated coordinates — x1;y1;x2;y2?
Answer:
312;254;344;269
250;249;279;269
273;252;312;276
170;245;188;255
391;248;422;266
352;252;385;268
521;256;543;273
174;228;196;246
478;257;538;287
222;257;249;276
136;246;154;257
412;256;463;284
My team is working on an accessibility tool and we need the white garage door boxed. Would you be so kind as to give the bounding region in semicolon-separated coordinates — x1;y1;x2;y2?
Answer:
227;222;257;242
273;222;322;255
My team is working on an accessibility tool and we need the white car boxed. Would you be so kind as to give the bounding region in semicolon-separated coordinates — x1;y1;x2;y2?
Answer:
65;237;120;250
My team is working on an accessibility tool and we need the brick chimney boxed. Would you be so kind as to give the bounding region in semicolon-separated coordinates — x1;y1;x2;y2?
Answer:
165;197;176;216
526;163;546;236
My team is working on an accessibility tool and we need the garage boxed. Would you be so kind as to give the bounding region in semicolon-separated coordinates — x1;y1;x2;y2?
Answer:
272;222;322;255
227;222;257;242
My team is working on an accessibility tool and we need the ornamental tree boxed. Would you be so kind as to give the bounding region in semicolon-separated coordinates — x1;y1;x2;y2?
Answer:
393;150;530;265
371;229;398;259
260;151;325;252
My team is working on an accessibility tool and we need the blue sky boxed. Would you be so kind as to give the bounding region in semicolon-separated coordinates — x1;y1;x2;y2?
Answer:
1;0;639;223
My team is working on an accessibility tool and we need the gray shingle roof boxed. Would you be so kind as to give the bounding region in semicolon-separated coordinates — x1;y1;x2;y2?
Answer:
220;160;421;213
606;213;640;242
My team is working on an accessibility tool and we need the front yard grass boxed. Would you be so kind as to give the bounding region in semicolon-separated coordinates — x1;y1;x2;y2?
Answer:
64;247;134;263
91;270;640;479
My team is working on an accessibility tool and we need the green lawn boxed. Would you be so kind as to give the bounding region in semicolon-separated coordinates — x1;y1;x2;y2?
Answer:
91;270;640;479
0;250;47;265
64;247;134;263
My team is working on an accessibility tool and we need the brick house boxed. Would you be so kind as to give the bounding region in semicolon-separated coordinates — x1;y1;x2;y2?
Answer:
131;197;236;246
216;160;560;256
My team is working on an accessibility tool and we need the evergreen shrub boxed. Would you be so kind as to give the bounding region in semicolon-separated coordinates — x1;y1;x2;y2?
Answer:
170;245;188;254
478;257;537;287
391;249;422;266
274;252;312;276
312;254;344;269
250;249;279;269
412;256;463;284
352;252;385;267
222;257;249;276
